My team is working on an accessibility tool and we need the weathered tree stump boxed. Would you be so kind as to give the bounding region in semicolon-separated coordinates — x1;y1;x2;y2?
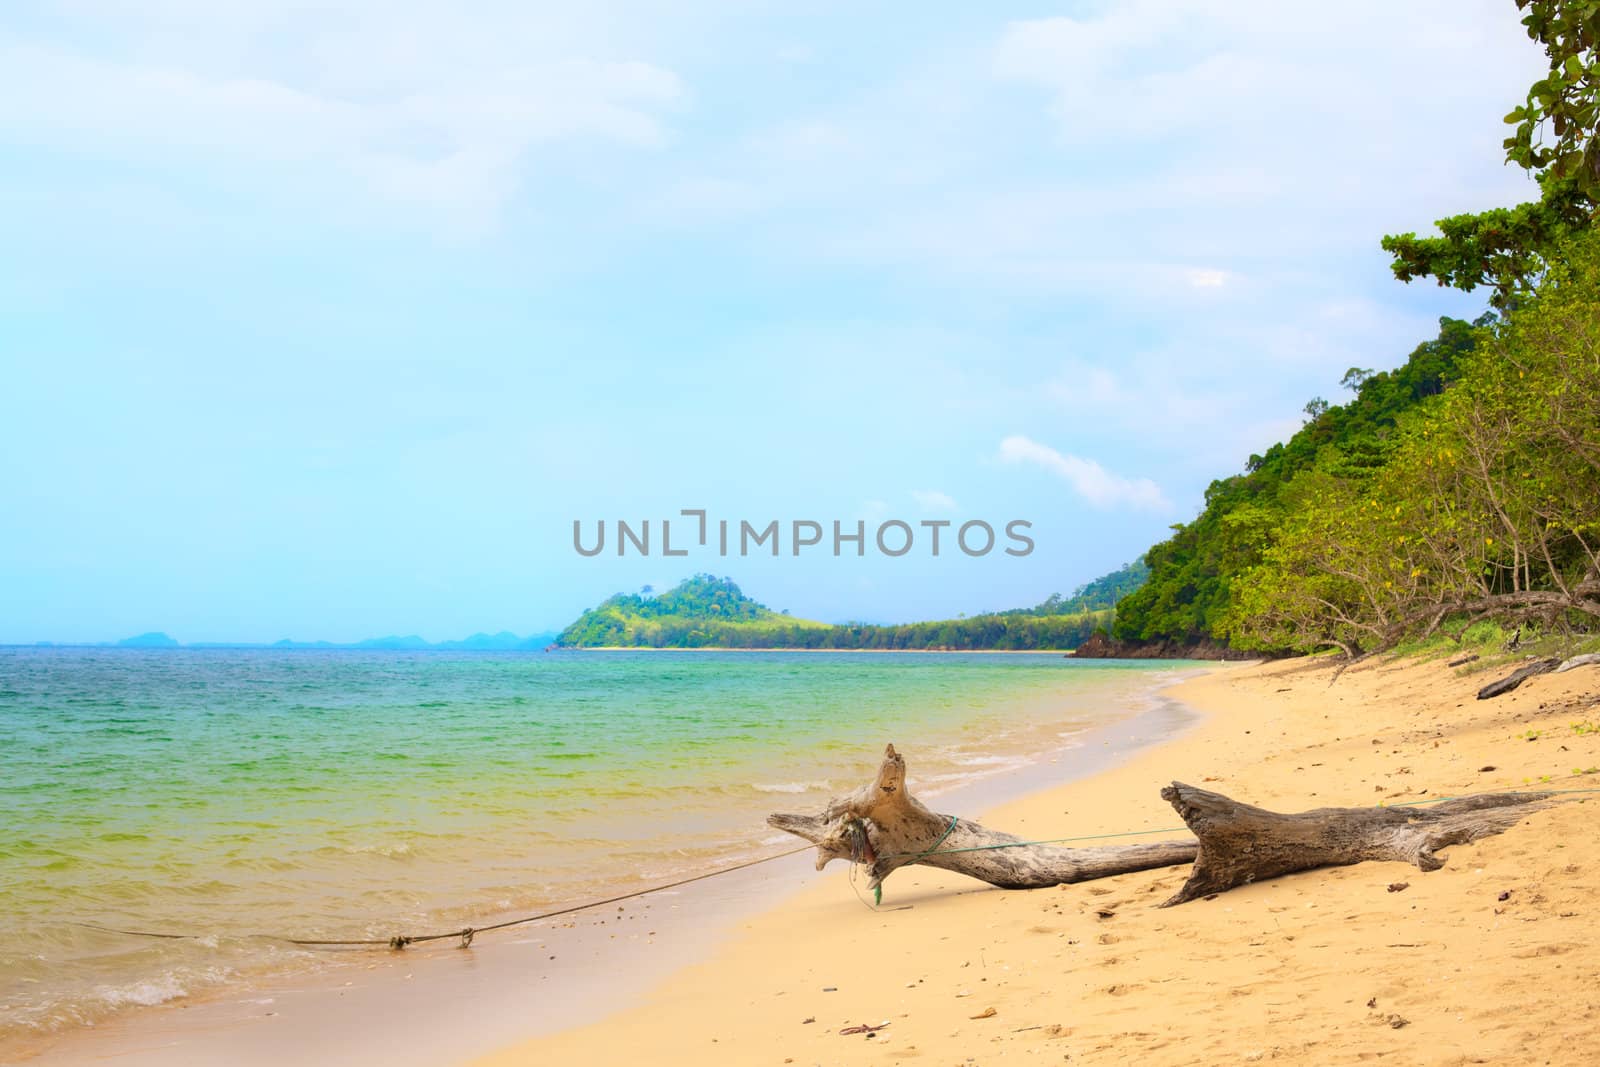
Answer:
1158;782;1555;906
768;744;1198;893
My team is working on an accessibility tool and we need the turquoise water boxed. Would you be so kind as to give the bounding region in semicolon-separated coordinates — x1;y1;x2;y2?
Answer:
0;648;1190;1040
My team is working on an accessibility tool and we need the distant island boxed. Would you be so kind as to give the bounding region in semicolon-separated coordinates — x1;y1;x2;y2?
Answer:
264;631;560;652
29;630;562;651
117;631;180;648
26;569;1146;654
555;566;1146;651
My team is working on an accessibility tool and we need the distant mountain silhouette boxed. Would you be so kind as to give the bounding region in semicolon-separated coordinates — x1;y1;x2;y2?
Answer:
117;631;179;648
58;631;561;651
267;631;558;651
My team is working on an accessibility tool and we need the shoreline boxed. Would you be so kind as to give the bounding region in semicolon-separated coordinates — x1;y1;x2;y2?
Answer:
480;654;1600;1066
7;660;1208;1066
557;646;1082;653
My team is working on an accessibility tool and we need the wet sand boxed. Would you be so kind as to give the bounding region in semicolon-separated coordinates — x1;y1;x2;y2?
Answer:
480;654;1600;1066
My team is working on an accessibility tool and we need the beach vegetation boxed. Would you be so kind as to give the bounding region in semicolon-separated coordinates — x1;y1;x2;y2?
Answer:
1117;5;1600;660
1121;233;1600;658
1382;3;1599;311
1114;316;1481;647
1226;232;1600;656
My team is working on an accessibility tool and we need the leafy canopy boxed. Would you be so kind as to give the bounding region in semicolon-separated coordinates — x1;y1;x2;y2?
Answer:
1382;1;1599;309
1506;0;1600;196
1112;318;1483;645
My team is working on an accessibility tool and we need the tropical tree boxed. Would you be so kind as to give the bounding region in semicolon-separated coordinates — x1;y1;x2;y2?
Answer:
1382;1;1599;309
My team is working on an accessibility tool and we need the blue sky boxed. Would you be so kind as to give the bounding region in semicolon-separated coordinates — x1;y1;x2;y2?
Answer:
0;1;1551;643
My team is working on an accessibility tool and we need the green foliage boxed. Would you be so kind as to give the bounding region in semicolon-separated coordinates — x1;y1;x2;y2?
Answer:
1380;173;1593;311
1124;8;1600;657
1114;317;1482;645
1340;367;1374;392
1389;619;1513;662
557;573;1119;650
556;574;823;648
811;610;1113;651
1506;1;1600;198
1228;231;1600;655
1382;3;1600;309
1008;558;1149;617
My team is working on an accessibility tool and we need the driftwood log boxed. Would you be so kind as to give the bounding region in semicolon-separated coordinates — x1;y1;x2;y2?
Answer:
769;746;1561;905
1555;651;1600;673
1158;782;1555;905
1477;657;1561;699
767;744;1197;892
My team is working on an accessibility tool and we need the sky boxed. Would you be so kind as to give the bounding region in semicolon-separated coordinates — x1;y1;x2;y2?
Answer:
0;1;1553;643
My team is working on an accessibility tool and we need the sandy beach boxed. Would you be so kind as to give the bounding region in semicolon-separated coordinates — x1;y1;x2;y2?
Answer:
480;654;1600;1066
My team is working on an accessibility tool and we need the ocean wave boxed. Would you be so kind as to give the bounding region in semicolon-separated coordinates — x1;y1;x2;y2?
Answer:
749;780;830;794
95;972;195;1009
950;754;1028;767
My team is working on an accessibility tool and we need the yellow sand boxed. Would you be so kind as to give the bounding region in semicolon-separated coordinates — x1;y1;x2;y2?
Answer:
477;656;1600;1066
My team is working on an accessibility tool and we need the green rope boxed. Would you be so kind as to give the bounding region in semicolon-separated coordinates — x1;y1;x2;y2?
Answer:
916;814;962;858
877;814;959;905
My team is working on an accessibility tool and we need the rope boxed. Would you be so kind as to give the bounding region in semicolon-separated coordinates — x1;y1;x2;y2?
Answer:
73;787;1600;949
873;813;960;905
75;843;814;951
909;814;961;860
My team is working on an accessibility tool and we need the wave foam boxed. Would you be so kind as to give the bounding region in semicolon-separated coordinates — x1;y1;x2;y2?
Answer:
750;780;829;794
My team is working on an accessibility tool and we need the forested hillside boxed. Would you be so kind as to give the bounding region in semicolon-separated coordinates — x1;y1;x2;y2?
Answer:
1111;2;1600;657
1113;318;1484;646
557;573;1132;650
1012;558;1148;617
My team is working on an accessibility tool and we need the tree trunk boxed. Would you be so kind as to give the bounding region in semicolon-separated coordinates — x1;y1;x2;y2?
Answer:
1158;782;1555;906
1476;657;1561;699
1555;651;1600;673
767;744;1198;893
769;748;1561;906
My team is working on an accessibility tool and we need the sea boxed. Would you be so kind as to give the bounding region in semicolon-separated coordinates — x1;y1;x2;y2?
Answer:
0;647;1195;1046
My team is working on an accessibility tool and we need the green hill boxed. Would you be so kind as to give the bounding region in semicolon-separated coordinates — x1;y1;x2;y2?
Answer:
557;571;1140;651
1113;235;1600;657
1113;317;1481;648
557;574;828;648
1102;17;1600;660
1008;558;1148;617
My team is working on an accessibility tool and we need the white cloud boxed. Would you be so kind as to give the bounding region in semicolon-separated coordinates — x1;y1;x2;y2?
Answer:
998;435;1170;512
911;489;957;513
0;11;685;229
767;0;1545;295
990;2;1538;157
